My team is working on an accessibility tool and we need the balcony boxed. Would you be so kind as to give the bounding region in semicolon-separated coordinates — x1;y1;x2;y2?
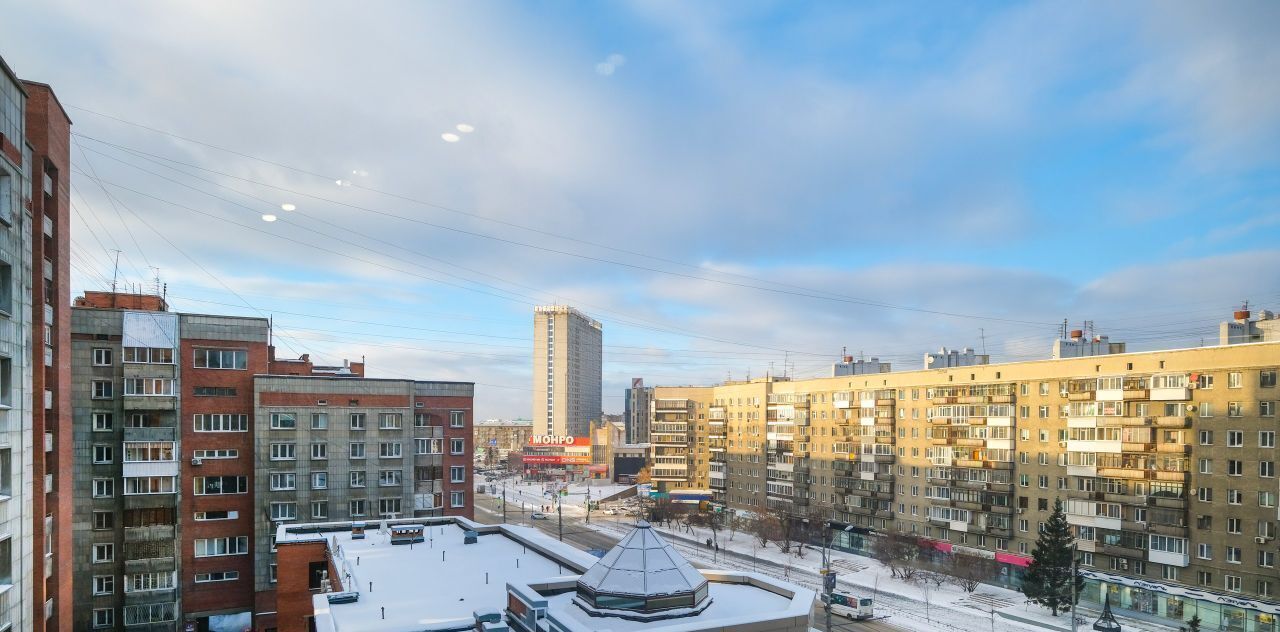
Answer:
124;494;179;510
1146;522;1190;538
1096;466;1148;480
1119;416;1154;427
1147;495;1186;510
1154;416;1191;428
125;556;177;574
124;524;176;543
123;426;177;443
1156;443;1190;454
1121;442;1155;453
1101;542;1146;558
1149;387;1190;401
986;526;1013;538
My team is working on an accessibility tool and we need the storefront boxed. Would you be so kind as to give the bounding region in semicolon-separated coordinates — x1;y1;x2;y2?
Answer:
993;552;1030;590
1081;570;1279;632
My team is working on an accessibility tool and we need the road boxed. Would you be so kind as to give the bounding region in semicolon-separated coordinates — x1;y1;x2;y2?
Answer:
474;492;906;631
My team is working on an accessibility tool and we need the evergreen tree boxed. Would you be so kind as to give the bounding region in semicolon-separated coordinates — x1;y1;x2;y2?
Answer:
1021;498;1084;616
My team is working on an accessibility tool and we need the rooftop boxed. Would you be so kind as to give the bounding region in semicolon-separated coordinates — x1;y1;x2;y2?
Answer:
291;518;594;632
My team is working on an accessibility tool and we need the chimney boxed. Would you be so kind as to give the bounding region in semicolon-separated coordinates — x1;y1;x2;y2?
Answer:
1235;310;1251;323
1070;329;1084;340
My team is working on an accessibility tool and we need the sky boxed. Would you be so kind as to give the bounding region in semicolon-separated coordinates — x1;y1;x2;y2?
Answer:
3;1;1278;420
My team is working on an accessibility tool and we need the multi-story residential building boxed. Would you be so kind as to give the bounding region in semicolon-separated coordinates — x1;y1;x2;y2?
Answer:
1221;308;1280;345
71;292;475;631
473;418;532;464
72;294;270;631
623;378;653;444
647;387;712;492
0;55;72;632
655;336;1280;631
251;372;474;630
532;305;601;438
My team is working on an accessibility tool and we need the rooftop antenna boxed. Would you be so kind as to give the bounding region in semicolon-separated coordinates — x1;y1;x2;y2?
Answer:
1060;319;1068;340
110;250;121;293
1084;320;1095;340
150;266;162;296
980;328;986;355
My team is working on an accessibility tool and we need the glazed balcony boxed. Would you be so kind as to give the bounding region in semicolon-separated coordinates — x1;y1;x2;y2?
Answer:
1154;415;1191;428
1147;495;1187;510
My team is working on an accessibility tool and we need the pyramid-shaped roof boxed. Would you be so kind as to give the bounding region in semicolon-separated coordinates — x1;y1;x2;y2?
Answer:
576;521;708;599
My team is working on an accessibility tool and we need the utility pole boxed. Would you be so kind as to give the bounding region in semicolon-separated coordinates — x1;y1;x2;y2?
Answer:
1070;540;1078;632
557;492;563;541
501;481;507;523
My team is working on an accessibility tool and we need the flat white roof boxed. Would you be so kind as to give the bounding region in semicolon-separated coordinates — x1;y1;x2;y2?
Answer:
308;520;593;632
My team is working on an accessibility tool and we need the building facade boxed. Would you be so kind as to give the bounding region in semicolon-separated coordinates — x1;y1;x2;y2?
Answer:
0;57;72;632
532;306;601;438
71;298;270;631
251;374;474;630
473;418;532;464
623;378;652;444
655;340;1280;631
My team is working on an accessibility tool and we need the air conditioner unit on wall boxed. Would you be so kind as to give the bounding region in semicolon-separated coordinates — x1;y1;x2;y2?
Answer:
191;458;202;466
1256;537;1269;544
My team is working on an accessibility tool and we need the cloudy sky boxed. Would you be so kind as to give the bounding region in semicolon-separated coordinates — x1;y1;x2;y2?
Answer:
4;1;1278;420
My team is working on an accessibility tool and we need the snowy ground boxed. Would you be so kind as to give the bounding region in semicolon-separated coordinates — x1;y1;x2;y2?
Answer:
583;520;1182;632
485;477;634;516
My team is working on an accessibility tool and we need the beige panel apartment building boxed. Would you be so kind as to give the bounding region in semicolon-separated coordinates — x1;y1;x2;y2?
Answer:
532;306;602;439
653;339;1280;631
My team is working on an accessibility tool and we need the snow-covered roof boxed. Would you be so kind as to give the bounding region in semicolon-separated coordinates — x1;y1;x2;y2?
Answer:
576;521;707;601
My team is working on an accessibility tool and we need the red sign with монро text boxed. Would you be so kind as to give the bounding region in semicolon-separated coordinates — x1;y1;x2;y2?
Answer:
526;435;590;447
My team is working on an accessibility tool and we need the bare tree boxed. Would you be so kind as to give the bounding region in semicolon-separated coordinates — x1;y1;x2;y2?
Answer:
751;513;777;548
871;532;921;580
949;555;999;593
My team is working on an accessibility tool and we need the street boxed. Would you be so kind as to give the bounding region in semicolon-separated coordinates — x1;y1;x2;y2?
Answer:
474;491;906;631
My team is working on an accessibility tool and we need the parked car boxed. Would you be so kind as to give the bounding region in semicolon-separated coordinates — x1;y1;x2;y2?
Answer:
602;508;618;515
530;512;550;520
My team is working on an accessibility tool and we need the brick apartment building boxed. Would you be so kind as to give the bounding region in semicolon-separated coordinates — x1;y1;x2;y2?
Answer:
70;292;474;631
0;54;72;632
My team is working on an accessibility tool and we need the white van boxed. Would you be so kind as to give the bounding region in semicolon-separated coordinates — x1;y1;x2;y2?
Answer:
820;592;874;620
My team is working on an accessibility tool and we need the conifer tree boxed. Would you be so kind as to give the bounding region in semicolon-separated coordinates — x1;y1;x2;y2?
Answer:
1021;498;1084;616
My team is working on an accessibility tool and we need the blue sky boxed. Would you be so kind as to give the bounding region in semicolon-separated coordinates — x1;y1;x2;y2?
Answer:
3;1;1278;419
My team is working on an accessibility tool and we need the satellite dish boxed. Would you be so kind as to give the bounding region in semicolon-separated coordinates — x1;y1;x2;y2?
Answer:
926;356;935;365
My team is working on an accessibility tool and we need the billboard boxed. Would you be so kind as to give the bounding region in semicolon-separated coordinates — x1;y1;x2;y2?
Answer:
522;454;592;465
527;435;590;447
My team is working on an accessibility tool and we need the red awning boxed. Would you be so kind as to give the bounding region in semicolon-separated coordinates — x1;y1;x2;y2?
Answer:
996;552;1032;567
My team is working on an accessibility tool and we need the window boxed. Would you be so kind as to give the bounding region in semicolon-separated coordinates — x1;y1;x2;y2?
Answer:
124;378;175;396
270;502;296;521
1261;431;1276;448
192;449;238;460
379;470;402;487
194;511;237;521
312;472;327;489
450;438;465;455
93;575;115;595
1263;370;1278;388
93;543;114;563
379;413;403;429
1226;575;1242;593
1228;402;1243;417
1261;580;1274;597
1162;566;1180;581
1228;371;1242;388
310;413;328;430
195;476;247;495
270;443;296;461
1229;489;1243;504
311;501;328;519
92;348;113;366
1197;374;1214;389
414;413;428;427
194;414;248;432
311;443;328;460
93;609;114;628
1198;571;1213;587
194;348;247;369
123;347;174;364
350;471;366;488
92;412;113;431
1228;518;1242;534
91;380;113;399
125;571;176;593
1199;459;1213;474
93;478;114;498
1199;430;1213;445
195;536;249;557
1228;460;1243;476
378;498;402;516
195;570;239;583
270;473;296;491
1198;543;1212;560
350;499;367;517
124;476;176;495
1261;461;1276;478
124;441;175;462
1260;551;1276;568
1262;491;1278;508
450;466;465;483
193;386;236;397
270;413;297;430
451;491;465;508
379;442;402;458
1199;402;1213;418
93;445;113;464
350;413;366;430
450;411;465;428
1262;401;1276;417
350;442;365;459
93;511;114;530
1198;487;1213;502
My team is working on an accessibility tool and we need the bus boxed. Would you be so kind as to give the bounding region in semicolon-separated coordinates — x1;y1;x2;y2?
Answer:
820;592;874;620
